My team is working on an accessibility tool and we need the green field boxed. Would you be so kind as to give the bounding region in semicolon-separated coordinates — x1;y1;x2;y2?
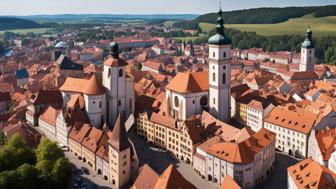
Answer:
199;14;336;36
174;33;208;42
164;21;177;27
0;28;52;34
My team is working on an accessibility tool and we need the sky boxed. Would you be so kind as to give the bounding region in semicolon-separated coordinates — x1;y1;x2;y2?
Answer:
0;0;335;15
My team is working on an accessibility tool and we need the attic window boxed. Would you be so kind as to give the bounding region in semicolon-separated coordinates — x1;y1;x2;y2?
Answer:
281;118;285;122
275;116;279;120
302;125;306;128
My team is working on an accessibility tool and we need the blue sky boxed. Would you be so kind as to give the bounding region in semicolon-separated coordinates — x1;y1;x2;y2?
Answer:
0;0;334;15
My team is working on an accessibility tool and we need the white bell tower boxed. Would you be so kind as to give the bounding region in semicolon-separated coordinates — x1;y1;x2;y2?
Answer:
300;27;315;72
208;7;231;123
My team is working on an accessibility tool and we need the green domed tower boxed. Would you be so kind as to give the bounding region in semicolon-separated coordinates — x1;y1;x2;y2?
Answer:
299;27;315;72
208;6;232;123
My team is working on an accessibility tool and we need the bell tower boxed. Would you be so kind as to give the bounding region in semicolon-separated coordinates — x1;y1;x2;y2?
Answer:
208;7;232;123
300;27;315;72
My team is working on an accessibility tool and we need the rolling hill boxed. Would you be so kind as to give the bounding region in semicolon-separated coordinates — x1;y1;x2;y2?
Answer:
173;5;336;36
199;14;336;37
0;17;41;31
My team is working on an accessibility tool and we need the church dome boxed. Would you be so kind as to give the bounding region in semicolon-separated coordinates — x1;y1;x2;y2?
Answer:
55;41;68;48
301;27;314;48
208;33;232;45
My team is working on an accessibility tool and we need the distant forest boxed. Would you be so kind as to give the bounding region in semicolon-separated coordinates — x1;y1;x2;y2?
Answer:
174;28;336;64
0;17;58;31
173;5;336;29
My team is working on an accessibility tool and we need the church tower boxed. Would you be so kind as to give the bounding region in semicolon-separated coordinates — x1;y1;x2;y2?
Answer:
108;112;131;188
299;27;315;72
103;42;129;127
208;7;232;123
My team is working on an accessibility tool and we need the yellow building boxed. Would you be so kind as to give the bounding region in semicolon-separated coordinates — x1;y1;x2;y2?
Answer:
136;111;206;163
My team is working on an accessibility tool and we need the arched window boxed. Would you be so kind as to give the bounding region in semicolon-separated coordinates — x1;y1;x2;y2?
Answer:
200;96;208;106
223;52;226;58
222;73;226;84
119;69;123;77
212;73;216;82
174;96;179;107
213;52;215;58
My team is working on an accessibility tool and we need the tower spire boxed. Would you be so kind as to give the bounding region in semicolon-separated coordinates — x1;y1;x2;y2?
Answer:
216;2;225;36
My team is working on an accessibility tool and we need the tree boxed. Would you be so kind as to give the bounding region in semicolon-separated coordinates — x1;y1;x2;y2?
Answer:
36;159;53;177
0;131;5;146
52;157;70;183
16;164;38;189
0;134;35;171
36;139;63;162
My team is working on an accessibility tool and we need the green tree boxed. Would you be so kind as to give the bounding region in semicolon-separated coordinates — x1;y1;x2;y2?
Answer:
0;131;5;146
36;159;53;177
52;157;70;183
16;164;38;189
0;134;35;171
36;139;63;162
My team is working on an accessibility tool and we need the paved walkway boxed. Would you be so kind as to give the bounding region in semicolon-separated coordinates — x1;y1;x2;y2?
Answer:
129;132;218;189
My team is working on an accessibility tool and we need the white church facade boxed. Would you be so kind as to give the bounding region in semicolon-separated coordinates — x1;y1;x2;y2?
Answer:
59;42;134;128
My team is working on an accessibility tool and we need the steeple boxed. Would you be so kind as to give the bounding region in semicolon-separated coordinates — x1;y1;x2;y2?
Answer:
208;5;231;45
108;112;131;152
216;5;225;36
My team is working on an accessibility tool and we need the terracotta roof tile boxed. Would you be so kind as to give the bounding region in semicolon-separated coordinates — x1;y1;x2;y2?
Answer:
108;112;131;152
220;175;241;189
288;158;336;189
166;71;208;94
69;123;92;143
132;164;159;189
82;74;105;95
39;106;60;126
265;106;317;134
81;127;104;153
153;164;195;189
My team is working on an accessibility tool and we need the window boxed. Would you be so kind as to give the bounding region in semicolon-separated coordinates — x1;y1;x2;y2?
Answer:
223;52;226;58
213;98;216;105
93;101;96;104
174;96;179;107
213;52;215;58
129;99;132;109
200;96;208;106
108;68;111;77
118;100;121;107
119;69;123;77
222;73;226;84
223;66;226;70
213;73;216;82
99;101;102;108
